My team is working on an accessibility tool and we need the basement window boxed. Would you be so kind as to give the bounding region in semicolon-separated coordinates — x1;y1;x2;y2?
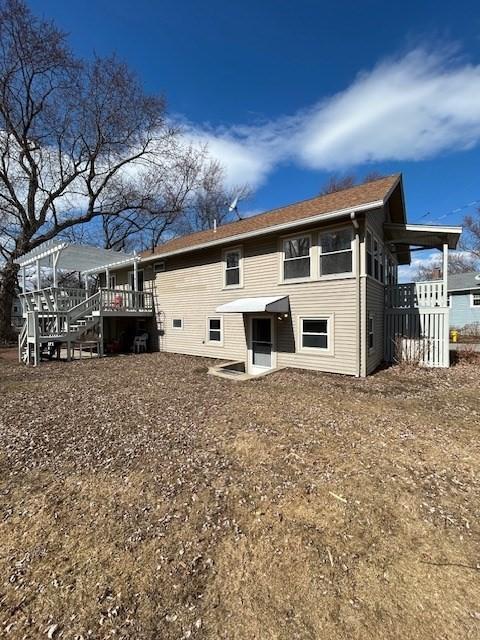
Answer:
300;317;331;352
368;314;374;351
207;317;223;343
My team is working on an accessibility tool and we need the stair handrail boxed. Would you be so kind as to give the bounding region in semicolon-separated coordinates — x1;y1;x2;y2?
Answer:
68;291;101;323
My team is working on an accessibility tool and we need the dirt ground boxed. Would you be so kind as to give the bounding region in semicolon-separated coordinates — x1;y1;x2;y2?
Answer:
0;352;479;640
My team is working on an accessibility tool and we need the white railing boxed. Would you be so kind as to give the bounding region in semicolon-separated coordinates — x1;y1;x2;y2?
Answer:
19;287;87;313
99;289;153;313
385;280;447;309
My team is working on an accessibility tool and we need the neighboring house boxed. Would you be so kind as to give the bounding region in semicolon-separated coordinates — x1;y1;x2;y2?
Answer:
11;293;23;332
448;272;480;329
15;174;462;372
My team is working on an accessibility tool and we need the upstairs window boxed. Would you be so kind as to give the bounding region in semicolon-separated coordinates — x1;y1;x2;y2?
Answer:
373;238;379;280
319;228;353;276
366;231;373;276
472;293;480;307
224;247;242;288
109;274;116;289
172;318;183;329
283;235;311;280
154;260;166;273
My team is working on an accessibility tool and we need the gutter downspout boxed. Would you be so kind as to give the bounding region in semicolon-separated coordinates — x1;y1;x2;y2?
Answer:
351;211;361;378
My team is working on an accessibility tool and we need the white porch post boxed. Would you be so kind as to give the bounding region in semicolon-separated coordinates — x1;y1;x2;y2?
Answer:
442;242;449;295
133;258;138;291
52;251;59;288
443;242;450;367
83;273;89;297
105;267;110;289
36;259;41;291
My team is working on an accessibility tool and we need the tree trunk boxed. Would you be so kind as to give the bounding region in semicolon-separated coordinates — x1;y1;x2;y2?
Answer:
0;261;19;343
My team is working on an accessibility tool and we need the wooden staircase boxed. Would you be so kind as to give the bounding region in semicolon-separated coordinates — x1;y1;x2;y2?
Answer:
18;290;101;365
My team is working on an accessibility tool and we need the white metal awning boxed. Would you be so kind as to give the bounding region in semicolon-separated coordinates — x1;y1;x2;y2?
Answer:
216;296;290;314
14;239;138;273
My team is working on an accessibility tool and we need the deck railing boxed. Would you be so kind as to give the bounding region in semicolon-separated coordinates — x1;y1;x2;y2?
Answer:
19;287;153;314
385;280;447;309
20;287;87;313
99;288;153;312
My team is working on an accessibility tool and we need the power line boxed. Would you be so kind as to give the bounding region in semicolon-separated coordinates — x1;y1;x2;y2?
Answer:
418;199;480;224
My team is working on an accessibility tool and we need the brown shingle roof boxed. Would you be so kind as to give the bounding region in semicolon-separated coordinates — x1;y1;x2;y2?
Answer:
141;174;400;260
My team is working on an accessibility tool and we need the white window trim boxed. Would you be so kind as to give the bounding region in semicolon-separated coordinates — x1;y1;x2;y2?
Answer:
172;317;184;330
222;245;243;289
368;313;375;353
298;315;334;356
206;316;223;345
318;226;354;280
108;273;117;289
154;260;166;273
281;232;313;284
470;292;480;307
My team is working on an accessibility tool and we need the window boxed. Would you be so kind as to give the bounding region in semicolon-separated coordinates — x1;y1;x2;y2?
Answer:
172;318;183;329
319;228;353;276
366;231;373;276
368;231;386;283
283;235;311;280
472;293;480;307
207;317;223;343
154;260;166;273
109;274;116;289
300;317;330;351
368;314;374;351
224;247;242;287
128;269;144;291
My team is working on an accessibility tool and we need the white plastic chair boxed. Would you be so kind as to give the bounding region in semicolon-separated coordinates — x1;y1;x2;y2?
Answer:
132;333;148;353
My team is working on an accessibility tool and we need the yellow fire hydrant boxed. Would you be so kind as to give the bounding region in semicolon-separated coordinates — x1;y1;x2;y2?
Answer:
450;329;458;343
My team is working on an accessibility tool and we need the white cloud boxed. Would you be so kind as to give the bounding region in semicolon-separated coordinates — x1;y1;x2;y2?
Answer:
184;47;480;186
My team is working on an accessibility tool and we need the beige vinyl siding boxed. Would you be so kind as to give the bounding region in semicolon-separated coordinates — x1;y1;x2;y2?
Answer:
146;231;359;375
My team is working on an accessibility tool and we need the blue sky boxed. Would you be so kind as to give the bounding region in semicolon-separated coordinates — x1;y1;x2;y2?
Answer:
29;0;480;275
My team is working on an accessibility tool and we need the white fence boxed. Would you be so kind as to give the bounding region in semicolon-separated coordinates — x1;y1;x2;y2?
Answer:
385;280;446;309
385;281;449;368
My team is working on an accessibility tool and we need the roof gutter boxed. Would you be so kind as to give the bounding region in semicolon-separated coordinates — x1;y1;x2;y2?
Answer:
140;199;384;264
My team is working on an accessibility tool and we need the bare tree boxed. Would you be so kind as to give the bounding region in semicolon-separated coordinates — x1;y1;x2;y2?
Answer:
319;174;356;195
181;159;251;232
0;0;207;339
319;172;385;195
413;253;478;281
463;211;480;261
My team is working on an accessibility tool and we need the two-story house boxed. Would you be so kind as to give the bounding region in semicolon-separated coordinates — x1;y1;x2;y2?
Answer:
104;174;461;376
15;174;461;372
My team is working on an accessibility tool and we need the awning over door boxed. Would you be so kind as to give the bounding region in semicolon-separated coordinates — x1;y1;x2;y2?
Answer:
216;296;289;314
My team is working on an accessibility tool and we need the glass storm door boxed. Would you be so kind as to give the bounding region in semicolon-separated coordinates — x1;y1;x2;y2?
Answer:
250;317;273;373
